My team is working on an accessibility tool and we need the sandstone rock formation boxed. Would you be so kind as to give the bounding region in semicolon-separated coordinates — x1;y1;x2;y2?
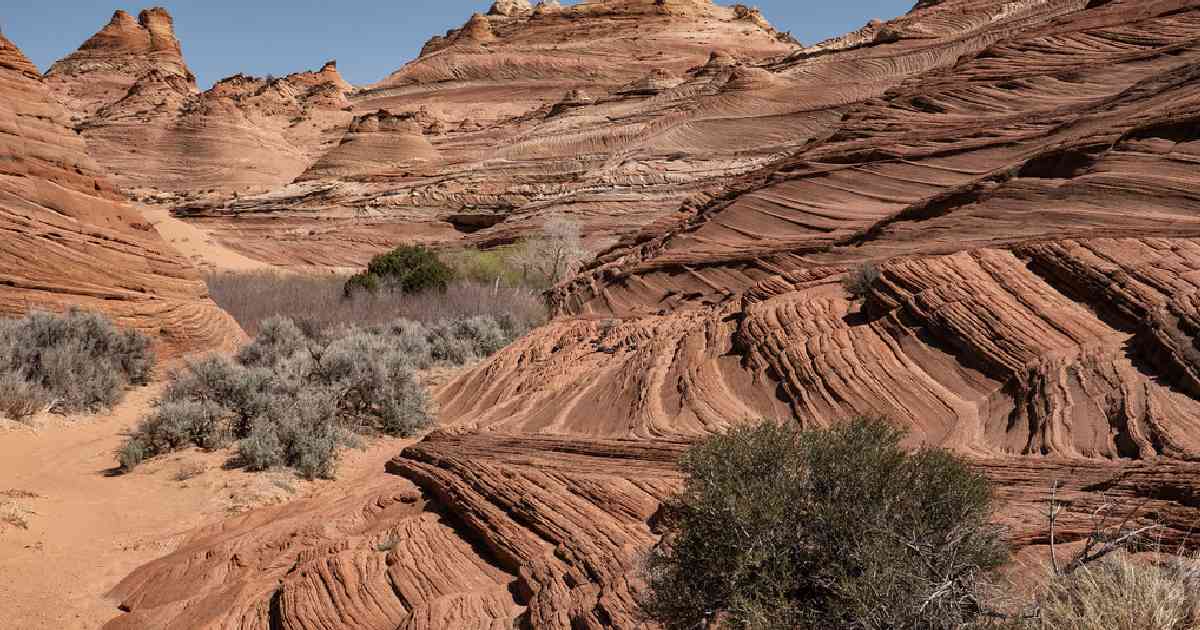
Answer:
144;0;803;266
0;33;242;356
46;8;356;194
85;0;1200;627
45;8;192;120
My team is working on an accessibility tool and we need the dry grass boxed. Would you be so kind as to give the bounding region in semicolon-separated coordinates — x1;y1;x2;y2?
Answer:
1029;551;1200;630
173;461;207;482
0;489;41;500
1;502;32;530
205;271;548;336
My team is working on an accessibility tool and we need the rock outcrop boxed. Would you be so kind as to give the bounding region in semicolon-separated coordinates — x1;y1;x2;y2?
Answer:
152;0;803;266
89;0;1200;627
0;33;242;356
46;8;193;120
46;7;356;194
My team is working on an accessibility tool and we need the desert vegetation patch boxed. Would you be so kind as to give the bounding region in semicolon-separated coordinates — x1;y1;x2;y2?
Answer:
0;309;153;422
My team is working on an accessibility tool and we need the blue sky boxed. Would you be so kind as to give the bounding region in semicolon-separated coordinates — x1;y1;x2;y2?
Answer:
3;1;913;87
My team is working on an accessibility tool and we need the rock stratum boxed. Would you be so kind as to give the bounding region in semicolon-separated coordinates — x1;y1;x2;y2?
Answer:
0;32;241;357
22;0;1200;627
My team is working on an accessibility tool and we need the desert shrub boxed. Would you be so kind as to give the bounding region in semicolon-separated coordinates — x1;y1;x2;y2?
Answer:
426;315;517;364
0;371;50;421
236;315;310;368
0;309;154;418
116;437;147;471
207;272;547;338
119;313;521;477
1029;552;1200;630
843;261;882;299
344;245;456;297
642;417;1006;630
379;319;433;368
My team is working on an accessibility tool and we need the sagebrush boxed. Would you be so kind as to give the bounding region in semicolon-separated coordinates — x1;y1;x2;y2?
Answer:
119;314;524;478
642;417;1006;630
843;261;882;299
0;309;153;420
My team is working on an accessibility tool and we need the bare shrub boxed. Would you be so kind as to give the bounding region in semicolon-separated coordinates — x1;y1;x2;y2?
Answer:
174;461;207;482
0;309;154;418
1031;552;1200;630
1002;488;1200;629
843;262;882;300
206;272;547;337
512;216;590;288
0;371;50;421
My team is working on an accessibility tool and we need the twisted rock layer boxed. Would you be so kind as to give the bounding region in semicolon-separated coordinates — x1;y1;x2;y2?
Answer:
176;0;1150;268
155;0;804;266
105;432;684;630
105;431;1200;629
0;33;241;356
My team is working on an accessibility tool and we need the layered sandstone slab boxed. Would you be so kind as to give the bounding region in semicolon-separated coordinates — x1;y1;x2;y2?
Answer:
104;432;685;630
104;431;1200;629
0;33;242;356
164;0;806;266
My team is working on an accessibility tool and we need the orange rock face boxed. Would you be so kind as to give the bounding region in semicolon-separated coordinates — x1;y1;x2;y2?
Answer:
45;9;355;195
58;0;1200;627
127;0;804;266
0;33;242;356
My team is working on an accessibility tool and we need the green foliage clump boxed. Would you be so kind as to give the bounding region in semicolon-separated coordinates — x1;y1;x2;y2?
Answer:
643;417;1006;630
0;308;154;420
344;245;456;297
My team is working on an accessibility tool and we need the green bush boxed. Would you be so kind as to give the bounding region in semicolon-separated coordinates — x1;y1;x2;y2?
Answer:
0;309;154;418
642;417;1006;630
344;245;456;297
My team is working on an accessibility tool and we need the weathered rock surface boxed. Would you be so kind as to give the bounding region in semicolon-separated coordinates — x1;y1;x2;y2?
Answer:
46;8;192;120
152;0;804;266
91;0;1200;627
46;8;356;194
0;33;242;356
105;432;685;630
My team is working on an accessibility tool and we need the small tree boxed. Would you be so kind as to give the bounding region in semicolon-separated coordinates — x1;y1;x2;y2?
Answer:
513;216;589;288
344;245;456;297
642;417;1007;630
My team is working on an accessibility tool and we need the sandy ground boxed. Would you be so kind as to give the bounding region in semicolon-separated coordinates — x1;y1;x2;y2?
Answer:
0;384;417;630
142;205;270;272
